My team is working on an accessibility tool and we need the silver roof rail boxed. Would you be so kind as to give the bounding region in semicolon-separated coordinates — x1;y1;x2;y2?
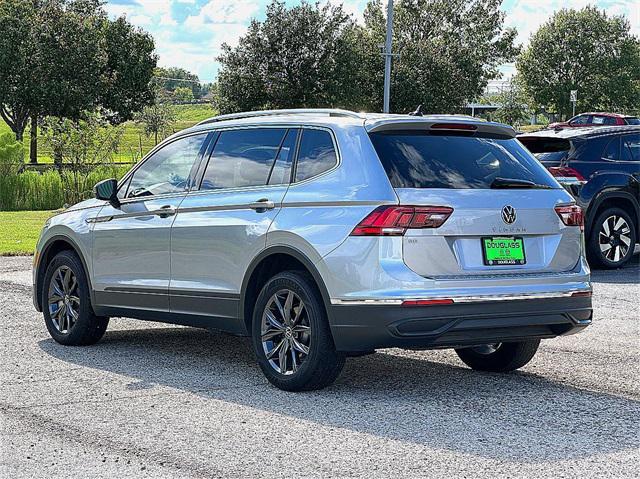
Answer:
197;108;364;125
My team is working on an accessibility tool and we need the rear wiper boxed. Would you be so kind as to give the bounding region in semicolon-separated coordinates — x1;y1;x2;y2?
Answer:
490;177;553;189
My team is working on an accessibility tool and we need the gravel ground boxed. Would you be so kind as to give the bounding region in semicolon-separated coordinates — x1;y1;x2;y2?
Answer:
1;255;638;478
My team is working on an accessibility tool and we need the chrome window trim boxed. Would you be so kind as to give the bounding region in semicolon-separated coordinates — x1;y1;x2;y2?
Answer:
189;124;342;195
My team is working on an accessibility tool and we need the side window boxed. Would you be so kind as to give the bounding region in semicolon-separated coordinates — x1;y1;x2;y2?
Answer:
602;137;620;160
592;116;605;125
294;129;337;182
268;129;298;185
570;115;589;126
125;134;208;198
621;134;640;162
201;128;286;190
603;116;618;125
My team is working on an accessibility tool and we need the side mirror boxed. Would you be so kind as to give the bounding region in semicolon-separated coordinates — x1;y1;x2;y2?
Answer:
94;178;120;208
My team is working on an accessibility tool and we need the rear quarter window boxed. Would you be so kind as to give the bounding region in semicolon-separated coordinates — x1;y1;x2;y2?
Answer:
369;131;558;189
294;129;337;182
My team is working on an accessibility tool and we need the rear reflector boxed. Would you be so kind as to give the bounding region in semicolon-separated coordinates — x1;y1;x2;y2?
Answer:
571;291;592;298
430;123;477;131
402;299;455;307
351;205;453;236
555;204;584;231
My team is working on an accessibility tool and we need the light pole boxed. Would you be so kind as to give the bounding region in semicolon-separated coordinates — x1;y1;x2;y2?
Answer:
382;0;394;113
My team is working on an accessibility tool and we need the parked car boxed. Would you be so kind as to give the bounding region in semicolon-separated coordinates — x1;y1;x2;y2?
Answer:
33;109;592;391
519;126;639;269
548;112;640;130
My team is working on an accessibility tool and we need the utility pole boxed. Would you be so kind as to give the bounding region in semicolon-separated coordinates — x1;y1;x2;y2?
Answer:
382;0;394;113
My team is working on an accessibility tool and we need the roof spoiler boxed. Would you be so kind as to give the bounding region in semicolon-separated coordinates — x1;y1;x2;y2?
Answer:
365;117;516;139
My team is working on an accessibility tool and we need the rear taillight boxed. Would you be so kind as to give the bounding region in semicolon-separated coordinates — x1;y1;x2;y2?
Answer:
351;205;453;236
555;204;584;231
548;166;586;183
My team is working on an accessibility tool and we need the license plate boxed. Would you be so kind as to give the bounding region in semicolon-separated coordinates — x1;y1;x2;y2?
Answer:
482;237;526;265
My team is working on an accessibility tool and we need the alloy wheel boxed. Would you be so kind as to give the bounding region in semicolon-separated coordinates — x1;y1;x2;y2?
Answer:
48;265;80;334
599;215;632;263
261;289;311;375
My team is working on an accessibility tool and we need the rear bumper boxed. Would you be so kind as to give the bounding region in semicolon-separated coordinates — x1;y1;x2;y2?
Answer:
328;295;592;352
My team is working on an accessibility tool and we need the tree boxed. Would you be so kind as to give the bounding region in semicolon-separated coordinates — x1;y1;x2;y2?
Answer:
174;87;195;103
0;0;156;162
135;102;176;145
517;7;640;118
155;67;202;98
484;78;530;126
0;132;24;176
43;112;123;204
362;0;519;113
216;0;368;113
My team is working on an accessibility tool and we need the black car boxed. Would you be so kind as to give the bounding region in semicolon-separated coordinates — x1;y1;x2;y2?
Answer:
519;126;639;269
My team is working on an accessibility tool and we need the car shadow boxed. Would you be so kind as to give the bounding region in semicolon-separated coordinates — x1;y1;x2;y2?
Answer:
39;326;639;464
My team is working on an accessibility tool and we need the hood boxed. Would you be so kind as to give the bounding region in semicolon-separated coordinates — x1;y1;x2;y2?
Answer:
64;197;105;212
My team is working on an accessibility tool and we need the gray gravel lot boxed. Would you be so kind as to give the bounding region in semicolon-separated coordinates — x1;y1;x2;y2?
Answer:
1;255;639;478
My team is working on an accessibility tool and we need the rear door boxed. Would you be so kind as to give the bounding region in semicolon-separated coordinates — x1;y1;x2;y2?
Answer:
369;130;580;278
169;127;297;324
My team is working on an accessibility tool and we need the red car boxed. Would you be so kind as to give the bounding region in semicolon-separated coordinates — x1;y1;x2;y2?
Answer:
549;112;640;130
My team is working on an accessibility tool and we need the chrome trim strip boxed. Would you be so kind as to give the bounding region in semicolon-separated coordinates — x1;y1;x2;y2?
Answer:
330;289;592;306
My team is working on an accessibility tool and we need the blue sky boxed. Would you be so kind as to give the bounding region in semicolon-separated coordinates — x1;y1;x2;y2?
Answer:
104;0;639;83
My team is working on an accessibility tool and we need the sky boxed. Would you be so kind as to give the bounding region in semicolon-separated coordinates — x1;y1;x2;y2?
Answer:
104;0;640;83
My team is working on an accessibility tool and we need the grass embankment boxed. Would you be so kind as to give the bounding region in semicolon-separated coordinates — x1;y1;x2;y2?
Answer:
0;103;217;163
0;210;57;255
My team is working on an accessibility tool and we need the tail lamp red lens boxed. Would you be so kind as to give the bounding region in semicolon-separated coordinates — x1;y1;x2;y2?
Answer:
555;204;584;230
351;205;453;236
430;123;477;131
548;166;586;182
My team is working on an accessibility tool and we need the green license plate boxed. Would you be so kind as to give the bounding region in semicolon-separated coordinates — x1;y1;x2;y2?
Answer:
482;237;526;265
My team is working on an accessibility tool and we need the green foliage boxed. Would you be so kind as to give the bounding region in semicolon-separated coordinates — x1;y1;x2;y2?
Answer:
155;67;202;98
174;87;195;103
482;79;530;127
0;132;24;175
0;0;157;143
0;166;129;211
517;6;640;118
362;0;519;113
217;0;367;113
134;102;177;145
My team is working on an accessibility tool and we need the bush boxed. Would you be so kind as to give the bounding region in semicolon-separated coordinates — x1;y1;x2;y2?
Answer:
0;132;25;176
0;165;129;211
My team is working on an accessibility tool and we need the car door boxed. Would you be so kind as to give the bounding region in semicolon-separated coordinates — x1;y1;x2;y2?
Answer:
92;132;211;313
169;127;297;328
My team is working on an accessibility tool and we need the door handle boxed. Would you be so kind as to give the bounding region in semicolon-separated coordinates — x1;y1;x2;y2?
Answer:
155;205;177;218
249;198;275;212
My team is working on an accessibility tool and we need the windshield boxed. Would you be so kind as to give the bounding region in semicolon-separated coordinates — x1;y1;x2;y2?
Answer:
369;131;559;189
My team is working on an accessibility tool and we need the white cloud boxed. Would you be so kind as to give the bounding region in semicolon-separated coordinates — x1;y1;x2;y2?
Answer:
186;0;260;25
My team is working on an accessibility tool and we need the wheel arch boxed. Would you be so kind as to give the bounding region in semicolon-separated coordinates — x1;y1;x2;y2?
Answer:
586;190;639;236
239;246;331;336
36;235;93;312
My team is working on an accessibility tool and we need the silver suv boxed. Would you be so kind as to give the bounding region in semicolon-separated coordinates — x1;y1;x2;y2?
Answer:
33;109;593;391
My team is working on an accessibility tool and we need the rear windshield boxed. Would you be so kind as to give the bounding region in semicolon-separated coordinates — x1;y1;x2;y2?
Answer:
518;136;571;162
369;131;558;189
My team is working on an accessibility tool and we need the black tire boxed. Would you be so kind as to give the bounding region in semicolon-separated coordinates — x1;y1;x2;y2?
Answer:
251;271;345;391
587;207;636;269
455;340;540;372
42;250;109;346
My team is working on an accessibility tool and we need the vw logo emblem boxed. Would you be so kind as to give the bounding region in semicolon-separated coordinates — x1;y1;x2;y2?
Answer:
501;205;517;224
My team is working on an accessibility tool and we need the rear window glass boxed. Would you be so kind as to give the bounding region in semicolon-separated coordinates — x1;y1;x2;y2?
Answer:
369;132;558;189
518;136;571;162
294;129;337;182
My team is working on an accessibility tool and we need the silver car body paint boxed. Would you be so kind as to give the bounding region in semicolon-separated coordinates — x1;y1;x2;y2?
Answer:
34;111;590;339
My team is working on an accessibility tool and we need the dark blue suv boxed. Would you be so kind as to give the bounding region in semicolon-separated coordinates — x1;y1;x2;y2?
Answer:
519;126;639;269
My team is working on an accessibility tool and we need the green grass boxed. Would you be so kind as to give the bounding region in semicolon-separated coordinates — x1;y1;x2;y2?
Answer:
0;210;57;255
1;103;217;164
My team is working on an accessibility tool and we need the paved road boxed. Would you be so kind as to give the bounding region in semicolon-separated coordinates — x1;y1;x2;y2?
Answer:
1;256;638;478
